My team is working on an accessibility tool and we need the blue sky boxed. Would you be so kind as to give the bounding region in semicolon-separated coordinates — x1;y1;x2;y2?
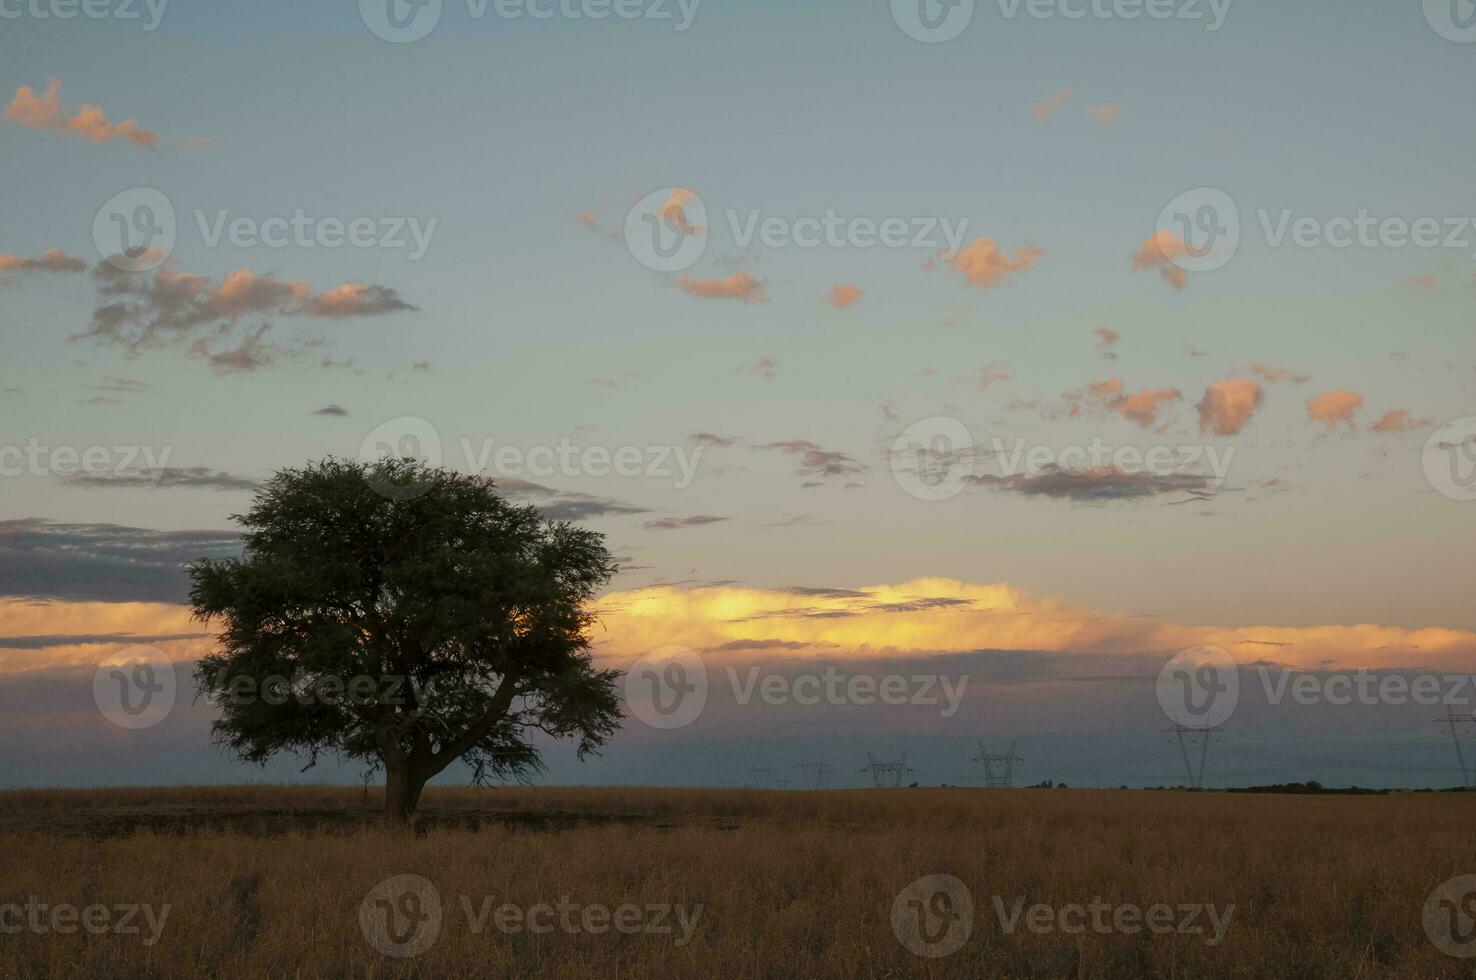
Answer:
1;0;1475;787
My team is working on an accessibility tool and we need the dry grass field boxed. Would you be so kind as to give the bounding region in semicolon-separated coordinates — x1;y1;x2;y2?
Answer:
1;785;1474;979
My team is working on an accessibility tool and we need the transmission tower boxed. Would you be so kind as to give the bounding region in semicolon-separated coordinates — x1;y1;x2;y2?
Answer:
744;766;777;790
794;761;834;790
1438;712;1476;788
972;740;1023;788
860;751;913;788
1161;725;1223;789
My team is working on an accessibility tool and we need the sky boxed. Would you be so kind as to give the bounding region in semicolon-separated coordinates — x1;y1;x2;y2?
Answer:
1;0;1475;790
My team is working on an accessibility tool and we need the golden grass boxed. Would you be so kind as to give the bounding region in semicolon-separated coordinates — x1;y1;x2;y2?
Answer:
0;785;1473;978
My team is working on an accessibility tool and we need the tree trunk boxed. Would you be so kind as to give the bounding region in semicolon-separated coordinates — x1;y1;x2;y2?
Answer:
384;762;426;828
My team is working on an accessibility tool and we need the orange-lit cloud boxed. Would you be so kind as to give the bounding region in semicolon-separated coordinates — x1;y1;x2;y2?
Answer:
658;188;703;235
828;284;861;308
588;579;1476;673
1197;379;1263;435
1087;104;1121;123
0;248;86;274
1369;409;1433;434
9;581;1476;681
1033;87;1071;121
1132;230;1190;288
678;271;766;302
3;77;160;148
0;599;206;675
1307;390;1363;430
944;238;1046;288
1069;377;1181;428
1250;363;1310;385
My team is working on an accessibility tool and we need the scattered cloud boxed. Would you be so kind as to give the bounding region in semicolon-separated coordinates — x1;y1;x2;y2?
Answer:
757;439;866;481
943;238;1046;288
970;466;1213;503
1307;390;1363;430
1369;409;1433;434
1032;87;1071;121
313;404;349;417
0;248;87;275
691;432;741;448
979;361;1012;391
643;515;729;531
1250;363;1311;385
1093;326;1119;360
828;284;862;308
1087;104;1122;123
751;356;778;380
78;262;415;370
678;270;766;302
1197;379;1263;436
3;77;161;148
495;479;651;522
1132;230;1191;289
0;519;240;603
1067;377;1181;429
61;468;259;491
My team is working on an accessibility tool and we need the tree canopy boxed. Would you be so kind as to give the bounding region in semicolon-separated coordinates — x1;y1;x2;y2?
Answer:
189;456;622;824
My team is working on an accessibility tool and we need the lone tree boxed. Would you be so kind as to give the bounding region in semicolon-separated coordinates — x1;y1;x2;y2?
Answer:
190;456;622;826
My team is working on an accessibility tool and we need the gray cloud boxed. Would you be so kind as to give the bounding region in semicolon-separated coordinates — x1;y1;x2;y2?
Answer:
495;479;651;521
62;467;259;491
0;519;241;602
643;515;728;531
969;466;1214;503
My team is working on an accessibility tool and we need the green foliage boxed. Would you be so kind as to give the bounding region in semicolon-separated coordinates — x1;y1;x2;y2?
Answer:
190;457;622;792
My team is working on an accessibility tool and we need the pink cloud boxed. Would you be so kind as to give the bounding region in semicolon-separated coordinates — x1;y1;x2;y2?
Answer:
1033;87;1071;121
1307;391;1364;430
678;271;766;302
944;238;1046;288
0;247;86;273
2;77;159;148
1132;230;1190;289
828;284;862;309
1070;377;1181;428
1250;362;1310;385
1093;326;1120;360
1197;379;1263;436
1369;409;1433;434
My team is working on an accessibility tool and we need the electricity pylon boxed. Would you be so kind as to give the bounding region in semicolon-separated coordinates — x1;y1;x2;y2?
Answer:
1438;712;1476;789
860;751;913;788
972;740;1023;788
794;761;834;790
1162;725;1223;789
